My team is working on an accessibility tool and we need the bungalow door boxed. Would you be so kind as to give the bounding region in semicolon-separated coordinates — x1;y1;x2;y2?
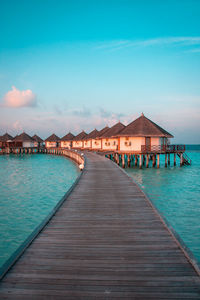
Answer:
145;137;151;152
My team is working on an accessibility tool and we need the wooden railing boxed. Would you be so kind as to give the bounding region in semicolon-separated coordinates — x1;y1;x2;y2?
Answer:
141;145;185;153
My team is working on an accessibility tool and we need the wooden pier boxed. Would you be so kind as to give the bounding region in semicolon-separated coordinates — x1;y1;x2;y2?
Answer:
0;152;199;299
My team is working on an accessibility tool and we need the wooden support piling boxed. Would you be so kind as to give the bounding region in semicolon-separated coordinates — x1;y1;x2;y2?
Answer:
142;155;145;165
165;154;167;167
180;153;183;167
146;154;149;168
122;154;125;168
174;153;176;166
135;155;138;166
157;154;160;168
168;153;170;166
117;154;120;165
139;154;142;169
153;154;156;167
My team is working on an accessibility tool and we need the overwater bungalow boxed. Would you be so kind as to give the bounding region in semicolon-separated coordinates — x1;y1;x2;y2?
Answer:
13;132;35;148
117;113;173;153
72;131;87;149
83;129;99;150
91;126;110;151
32;134;43;148
60;132;74;149
45;134;60;148
0;133;13;148
100;122;125;151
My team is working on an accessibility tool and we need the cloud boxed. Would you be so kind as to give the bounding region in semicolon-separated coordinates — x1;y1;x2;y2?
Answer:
2;86;37;108
72;106;91;117
13;120;23;131
95;37;200;52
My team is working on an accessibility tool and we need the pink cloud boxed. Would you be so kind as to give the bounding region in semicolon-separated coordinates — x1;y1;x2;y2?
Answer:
2;86;37;108
13;120;23;131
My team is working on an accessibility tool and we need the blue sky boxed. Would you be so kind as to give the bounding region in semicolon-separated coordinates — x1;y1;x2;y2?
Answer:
0;0;200;143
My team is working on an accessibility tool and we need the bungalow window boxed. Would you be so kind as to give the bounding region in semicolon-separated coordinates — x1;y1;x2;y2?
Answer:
125;141;132;146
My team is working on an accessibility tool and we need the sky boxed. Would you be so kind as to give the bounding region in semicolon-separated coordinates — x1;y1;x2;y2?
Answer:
0;0;200;143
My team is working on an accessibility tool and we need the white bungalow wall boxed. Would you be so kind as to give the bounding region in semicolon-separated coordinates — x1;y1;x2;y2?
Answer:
91;139;102;150
119;137;167;152
72;141;83;148
22;141;35;148
46;141;57;148
83;140;92;149
102;138;118;151
61;141;71;148
119;137;145;152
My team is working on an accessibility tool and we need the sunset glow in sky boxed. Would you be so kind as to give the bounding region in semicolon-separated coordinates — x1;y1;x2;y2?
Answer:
0;0;200;143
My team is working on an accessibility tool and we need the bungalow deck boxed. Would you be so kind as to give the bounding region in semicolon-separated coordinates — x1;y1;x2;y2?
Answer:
0;152;199;299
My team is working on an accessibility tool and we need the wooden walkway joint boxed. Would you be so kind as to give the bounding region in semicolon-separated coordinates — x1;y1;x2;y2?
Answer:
0;152;199;299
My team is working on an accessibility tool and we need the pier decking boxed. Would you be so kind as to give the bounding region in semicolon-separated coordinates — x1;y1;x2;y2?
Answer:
0;152;200;299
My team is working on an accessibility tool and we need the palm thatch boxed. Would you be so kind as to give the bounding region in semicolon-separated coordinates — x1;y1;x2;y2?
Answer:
74;131;87;140
100;122;125;138
32;134;43;142
61;132;75;141
13;132;34;142
45;134;60;142
117;113;173;137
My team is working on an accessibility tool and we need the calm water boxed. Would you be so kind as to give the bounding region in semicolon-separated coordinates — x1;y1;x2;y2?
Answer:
126;150;200;264
0;154;79;270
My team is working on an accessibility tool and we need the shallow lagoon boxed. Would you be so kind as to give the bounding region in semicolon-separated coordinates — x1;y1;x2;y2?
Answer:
126;150;200;264
0;154;79;269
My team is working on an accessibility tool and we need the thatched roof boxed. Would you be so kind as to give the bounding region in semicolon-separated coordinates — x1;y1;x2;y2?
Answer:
61;132;75;141
97;126;110;138
100;122;125;138
0;133;13;142
74;131;87;140
117;113;173;138
45;134;60;142
32;134;43;142
13;132;34;142
83;129;99;140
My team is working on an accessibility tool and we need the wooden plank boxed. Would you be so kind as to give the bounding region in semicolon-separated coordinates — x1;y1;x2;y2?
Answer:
0;152;200;299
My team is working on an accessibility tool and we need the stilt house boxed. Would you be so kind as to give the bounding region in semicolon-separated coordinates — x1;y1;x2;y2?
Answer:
72;131;87;149
45;134;60;148
83;129;99;149
91;126;110;150
60;133;75;149
100;122;125;151
13;132;35;148
117;113;173;153
32;134;43;148
0;133;13;148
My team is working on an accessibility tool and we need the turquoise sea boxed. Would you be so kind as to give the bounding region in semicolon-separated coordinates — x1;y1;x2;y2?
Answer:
0;154;79;272
0;150;199;275
126;149;200;265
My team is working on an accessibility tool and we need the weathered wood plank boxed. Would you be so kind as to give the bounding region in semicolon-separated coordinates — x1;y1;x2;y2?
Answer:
0;152;200;299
